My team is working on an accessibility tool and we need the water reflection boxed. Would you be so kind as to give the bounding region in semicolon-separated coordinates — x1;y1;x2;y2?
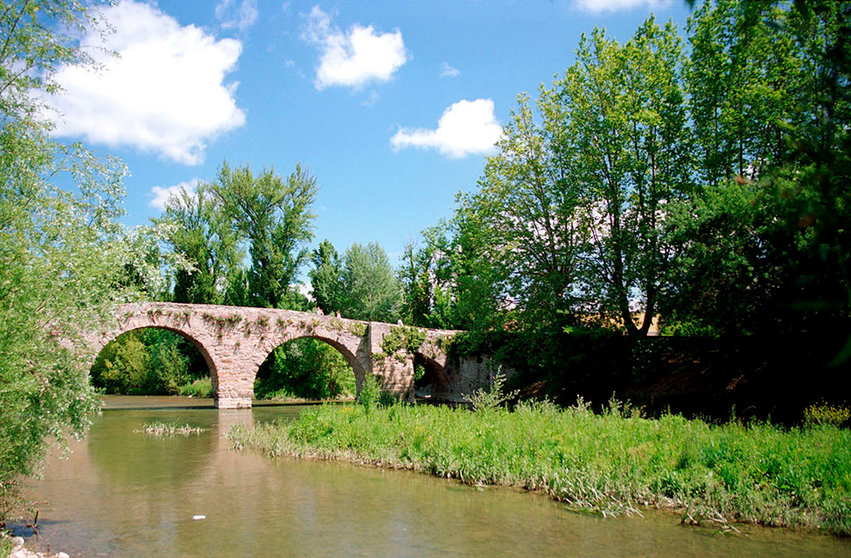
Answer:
21;397;851;558
88;411;216;489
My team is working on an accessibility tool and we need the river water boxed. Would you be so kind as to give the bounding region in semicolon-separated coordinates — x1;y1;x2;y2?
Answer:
16;396;851;557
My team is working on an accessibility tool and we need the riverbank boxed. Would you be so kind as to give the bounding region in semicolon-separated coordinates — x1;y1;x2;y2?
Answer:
228;400;851;535
2;535;67;558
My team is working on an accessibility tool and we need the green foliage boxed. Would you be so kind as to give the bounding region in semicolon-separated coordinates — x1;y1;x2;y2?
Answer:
664;0;851;334
178;378;213;398
343;242;402;321
155;183;243;305
310;239;402;322
401;0;851;343
380;325;426;357
90;329;206;395
231;400;851;534
464;372;518;412
347;322;368;337
0;0;169;520
209;161;317;309
357;374;382;412
309;239;344;314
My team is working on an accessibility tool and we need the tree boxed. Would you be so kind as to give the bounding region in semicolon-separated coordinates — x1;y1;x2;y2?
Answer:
0;0;158;515
665;0;851;335
339;242;401;322
436;18;689;336
156;184;242;304
255;338;355;400
309;239;344;314
563;19;691;335
471;85;584;326
686;0;801;188
209;161;317;309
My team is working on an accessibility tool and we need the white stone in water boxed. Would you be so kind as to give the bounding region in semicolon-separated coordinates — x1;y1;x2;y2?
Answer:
192;515;206;520
57;553;70;558
10;536;24;549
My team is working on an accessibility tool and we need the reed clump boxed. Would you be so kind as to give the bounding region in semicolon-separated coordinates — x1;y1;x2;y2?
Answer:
228;399;851;535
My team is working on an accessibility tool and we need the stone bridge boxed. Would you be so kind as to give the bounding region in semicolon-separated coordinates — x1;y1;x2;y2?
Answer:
82;302;486;409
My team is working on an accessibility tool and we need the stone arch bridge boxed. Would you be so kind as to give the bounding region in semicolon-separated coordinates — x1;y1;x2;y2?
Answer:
82;302;486;408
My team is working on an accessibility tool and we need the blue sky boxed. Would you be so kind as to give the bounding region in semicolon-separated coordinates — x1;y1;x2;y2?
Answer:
45;0;693;267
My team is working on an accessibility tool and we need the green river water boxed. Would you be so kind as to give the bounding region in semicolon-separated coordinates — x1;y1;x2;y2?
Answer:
15;396;851;557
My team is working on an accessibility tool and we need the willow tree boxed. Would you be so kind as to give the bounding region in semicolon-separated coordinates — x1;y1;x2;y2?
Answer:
0;0;158;515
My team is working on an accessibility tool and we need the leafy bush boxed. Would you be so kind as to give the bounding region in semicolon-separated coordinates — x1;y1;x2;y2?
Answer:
357;374;382;412
90;329;202;395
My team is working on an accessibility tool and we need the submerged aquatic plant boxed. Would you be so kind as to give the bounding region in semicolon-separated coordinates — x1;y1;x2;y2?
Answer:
136;422;206;437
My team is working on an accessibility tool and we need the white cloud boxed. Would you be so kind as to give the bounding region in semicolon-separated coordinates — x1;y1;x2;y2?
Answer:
45;1;246;165
440;62;460;78
391;99;502;159
216;0;258;31
150;179;200;210
302;6;408;90
574;0;671;12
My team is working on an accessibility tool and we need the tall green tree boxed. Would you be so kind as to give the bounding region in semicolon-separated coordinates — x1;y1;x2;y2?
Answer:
309;239;344;314
156;185;242;304
473;86;584;325
665;0;851;334
209;161;317;309
687;0;801;188
564;19;691;335
439;17;690;336
339;242;401;322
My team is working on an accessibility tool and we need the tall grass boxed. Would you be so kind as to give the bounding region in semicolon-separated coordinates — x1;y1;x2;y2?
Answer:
177;378;212;398
229;400;851;535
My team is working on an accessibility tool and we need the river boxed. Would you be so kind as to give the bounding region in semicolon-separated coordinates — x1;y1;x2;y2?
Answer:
14;396;851;557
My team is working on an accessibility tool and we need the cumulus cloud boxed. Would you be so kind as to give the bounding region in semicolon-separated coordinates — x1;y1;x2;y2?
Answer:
216;0;258;31
440;62;460;78
302;6;408;90
574;0;671;12
45;1;245;165
149;179;200;210
391;99;502;159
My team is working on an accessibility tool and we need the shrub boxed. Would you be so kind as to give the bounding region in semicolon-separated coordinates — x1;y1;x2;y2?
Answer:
465;371;518;412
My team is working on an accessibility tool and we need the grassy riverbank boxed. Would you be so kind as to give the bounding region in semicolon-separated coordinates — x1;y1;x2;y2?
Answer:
229;400;851;535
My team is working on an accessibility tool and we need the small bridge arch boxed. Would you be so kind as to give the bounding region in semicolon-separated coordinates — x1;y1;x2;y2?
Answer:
82;302;462;408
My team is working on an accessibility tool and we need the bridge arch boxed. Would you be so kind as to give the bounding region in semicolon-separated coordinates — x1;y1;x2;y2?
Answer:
254;332;368;399
90;325;220;396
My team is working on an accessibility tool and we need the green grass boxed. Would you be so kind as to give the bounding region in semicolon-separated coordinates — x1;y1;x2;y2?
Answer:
228;399;851;535
177;378;212;398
